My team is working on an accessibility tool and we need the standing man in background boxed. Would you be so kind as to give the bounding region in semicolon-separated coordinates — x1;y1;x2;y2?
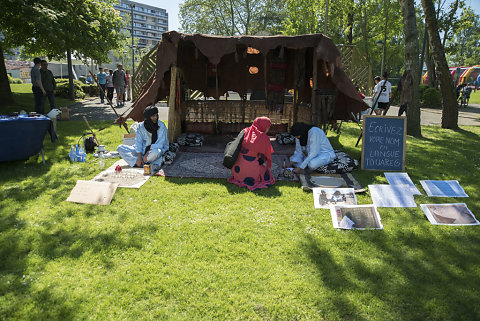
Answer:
373;72;392;115
40;60;56;112
106;69;114;104
126;69;131;101
97;67;107;104
31;57;46;114
112;64;126;107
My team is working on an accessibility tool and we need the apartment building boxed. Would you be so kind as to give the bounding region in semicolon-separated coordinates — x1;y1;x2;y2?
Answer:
114;0;168;49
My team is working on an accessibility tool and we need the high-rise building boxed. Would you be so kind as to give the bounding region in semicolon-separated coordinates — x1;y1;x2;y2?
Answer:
114;0;168;49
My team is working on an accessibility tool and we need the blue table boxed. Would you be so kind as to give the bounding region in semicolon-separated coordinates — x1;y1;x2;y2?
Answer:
0;114;54;163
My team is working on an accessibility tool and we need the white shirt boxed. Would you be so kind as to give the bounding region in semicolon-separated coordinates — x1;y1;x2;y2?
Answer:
289;127;336;169
374;80;392;103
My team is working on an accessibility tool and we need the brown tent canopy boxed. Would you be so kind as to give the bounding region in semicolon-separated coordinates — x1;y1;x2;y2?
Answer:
120;31;368;141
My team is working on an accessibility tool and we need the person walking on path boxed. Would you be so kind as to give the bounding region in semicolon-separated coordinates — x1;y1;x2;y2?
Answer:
113;64;126;107
31;57;46;114
106;69;114;104
126;69;131;101
40;60;56;112
97;67;107;103
373;72;392;115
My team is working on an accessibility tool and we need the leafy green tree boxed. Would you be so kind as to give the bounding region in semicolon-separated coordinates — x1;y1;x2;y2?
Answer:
445;8;480;66
0;0;123;105
179;0;286;35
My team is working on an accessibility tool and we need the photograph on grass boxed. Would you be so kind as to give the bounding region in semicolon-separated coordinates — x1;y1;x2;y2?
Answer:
420;203;479;225
330;205;383;229
420;180;469;197
313;187;357;209
369;184;417;208
384;172;421;195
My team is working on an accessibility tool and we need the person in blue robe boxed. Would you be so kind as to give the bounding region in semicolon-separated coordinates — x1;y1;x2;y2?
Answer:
117;106;168;170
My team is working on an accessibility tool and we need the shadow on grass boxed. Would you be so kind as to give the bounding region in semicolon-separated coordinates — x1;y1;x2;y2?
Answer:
163;176;285;197
0;212;77;320
302;228;480;320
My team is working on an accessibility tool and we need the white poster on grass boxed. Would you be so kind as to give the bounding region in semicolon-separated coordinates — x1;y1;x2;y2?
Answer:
420;180;468;198
330;205;383;230
420;203;479;226
384;172;421;195
369;184;417;208
312;188;357;209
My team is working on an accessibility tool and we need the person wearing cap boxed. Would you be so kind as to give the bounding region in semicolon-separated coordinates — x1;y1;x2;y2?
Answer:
116;106;168;170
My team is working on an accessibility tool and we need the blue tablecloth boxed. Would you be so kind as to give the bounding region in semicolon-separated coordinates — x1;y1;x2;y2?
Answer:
0;114;53;162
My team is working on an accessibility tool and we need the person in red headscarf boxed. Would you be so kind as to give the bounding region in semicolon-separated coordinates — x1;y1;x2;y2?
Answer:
228;117;275;190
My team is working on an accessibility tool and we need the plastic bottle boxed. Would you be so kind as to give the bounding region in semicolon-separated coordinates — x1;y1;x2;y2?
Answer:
98;145;106;169
78;145;86;162
69;145;76;162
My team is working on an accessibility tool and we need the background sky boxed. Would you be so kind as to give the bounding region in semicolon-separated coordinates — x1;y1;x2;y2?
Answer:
135;0;480;33
135;0;183;31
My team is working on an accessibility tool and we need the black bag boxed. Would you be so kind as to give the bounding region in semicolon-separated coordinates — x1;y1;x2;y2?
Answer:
84;136;97;152
223;130;245;169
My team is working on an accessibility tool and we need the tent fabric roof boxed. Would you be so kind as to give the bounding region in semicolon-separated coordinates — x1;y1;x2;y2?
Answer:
124;31;367;123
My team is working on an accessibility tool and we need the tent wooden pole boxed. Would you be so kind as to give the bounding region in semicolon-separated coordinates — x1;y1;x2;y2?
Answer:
167;66;181;143
264;54;268;110
311;49;318;125
293;51;299;125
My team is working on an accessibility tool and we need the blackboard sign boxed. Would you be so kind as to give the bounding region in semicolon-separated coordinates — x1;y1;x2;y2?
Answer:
361;115;406;171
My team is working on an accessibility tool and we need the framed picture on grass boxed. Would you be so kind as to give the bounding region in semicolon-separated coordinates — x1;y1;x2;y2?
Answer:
330;205;383;230
312;188;357;209
420;203;479;226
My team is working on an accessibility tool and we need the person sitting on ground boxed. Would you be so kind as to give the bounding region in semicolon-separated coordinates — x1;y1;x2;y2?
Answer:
228;117;275;191
285;122;336;174
117;106;168;171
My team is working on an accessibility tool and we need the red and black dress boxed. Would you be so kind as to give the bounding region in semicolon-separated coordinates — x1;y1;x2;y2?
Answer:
228;117;275;190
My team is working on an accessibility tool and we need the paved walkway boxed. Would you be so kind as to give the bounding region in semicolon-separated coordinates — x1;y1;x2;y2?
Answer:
385;104;480;126
68;97;169;122
67;97;480;126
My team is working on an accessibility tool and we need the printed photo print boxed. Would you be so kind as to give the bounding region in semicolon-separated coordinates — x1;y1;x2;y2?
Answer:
420;203;479;226
313;188;357;209
330;205;383;230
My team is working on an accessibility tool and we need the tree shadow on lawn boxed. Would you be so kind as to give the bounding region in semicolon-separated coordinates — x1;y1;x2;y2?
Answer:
302;226;480;320
405;128;480;198
164;176;285;197
0;204;156;319
0;213;78;320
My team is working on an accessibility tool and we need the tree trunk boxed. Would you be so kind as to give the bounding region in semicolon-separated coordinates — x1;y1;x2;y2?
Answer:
347;2;354;45
0;42;13;108
360;1;370;74
67;49;75;101
399;0;421;137
424;34;436;87
381;0;389;76
422;0;458;129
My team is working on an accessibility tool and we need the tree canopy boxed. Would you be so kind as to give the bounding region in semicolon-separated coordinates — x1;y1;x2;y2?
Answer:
0;0;124;105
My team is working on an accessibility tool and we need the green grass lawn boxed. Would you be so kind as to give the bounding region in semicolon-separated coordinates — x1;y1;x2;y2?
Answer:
3;84;80;114
469;90;480;105
1;120;479;320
